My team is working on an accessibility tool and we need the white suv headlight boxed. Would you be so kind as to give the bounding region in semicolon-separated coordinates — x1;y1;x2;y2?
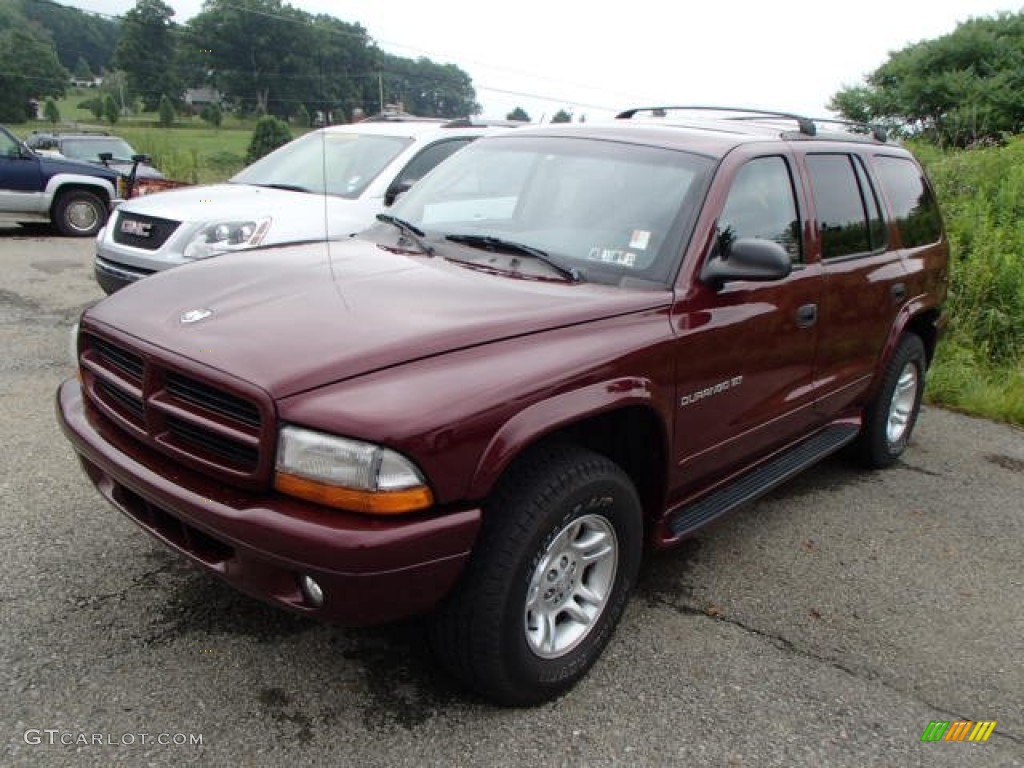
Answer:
183;217;272;260
274;426;433;515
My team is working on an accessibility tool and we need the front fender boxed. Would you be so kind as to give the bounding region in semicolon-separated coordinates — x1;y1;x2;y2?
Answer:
45;174;118;203
467;377;660;499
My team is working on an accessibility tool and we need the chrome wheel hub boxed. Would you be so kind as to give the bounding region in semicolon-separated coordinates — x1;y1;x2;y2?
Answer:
525;513;618;659
67;201;99;233
886;362;919;445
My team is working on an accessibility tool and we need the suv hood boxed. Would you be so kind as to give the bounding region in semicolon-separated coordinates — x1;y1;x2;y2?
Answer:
86;237;670;398
39;154;119;181
119;183;370;238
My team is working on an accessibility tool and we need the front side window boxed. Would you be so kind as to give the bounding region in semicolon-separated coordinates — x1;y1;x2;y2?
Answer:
232;131;413;199
393;138;473;190
873;155;943;247
717;156;802;262
387;135;714;287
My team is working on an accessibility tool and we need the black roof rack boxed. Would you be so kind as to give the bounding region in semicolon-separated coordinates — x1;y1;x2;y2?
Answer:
615;106;889;143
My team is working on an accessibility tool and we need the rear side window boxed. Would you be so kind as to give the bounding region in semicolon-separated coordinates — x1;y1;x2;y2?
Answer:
873;156;943;247
806;154;885;259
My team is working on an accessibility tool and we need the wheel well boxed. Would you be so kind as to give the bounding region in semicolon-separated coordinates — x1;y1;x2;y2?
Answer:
51;184;110;214
520;406;668;524
906;309;941;367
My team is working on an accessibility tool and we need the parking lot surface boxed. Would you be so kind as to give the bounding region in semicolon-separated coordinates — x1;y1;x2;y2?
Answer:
1;227;1021;767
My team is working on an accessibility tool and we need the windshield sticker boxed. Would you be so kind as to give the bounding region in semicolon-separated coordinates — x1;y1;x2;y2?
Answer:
629;229;652;250
588;248;638;267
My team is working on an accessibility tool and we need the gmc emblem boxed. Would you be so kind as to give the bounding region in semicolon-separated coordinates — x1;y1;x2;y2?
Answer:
120;219;152;237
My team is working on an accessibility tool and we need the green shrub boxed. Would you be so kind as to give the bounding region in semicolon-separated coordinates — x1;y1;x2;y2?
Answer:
245;115;292;163
158;95;175;127
916;138;1024;424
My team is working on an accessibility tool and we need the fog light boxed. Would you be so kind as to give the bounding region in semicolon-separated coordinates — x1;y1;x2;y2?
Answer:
299;575;324;608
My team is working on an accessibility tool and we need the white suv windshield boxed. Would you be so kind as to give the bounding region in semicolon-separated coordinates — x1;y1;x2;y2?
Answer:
231;131;413;199
389;135;713;286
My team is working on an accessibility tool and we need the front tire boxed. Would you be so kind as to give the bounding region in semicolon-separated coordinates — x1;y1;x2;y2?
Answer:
430;444;643;706
854;333;927;468
53;189;107;237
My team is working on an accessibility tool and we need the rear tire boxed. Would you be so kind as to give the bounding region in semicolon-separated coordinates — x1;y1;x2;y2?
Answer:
53;189;107;237
854;333;926;468
430;444;643;706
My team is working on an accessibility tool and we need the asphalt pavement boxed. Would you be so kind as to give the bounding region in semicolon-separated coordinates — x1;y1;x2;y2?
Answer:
1;225;1021;767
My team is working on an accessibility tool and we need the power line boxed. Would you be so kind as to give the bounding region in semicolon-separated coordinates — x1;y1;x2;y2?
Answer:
23;0;630;113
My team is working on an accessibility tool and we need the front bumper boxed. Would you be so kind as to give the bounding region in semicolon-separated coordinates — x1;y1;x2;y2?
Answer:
57;378;481;625
94;255;153;294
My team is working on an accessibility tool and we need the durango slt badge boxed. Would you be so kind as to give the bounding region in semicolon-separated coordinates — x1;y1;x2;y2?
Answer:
120;219;152;237
179;308;213;324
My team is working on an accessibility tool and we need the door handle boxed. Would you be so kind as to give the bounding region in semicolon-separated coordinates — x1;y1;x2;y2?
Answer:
796;303;818;328
891;282;907;303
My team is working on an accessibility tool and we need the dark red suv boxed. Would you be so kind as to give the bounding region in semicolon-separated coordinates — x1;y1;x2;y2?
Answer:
57;107;948;706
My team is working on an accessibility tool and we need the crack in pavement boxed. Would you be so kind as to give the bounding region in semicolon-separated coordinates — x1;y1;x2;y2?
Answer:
647;593;1023;746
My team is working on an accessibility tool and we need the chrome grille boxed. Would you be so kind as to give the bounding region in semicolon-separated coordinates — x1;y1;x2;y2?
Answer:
111;210;181;250
80;331;271;487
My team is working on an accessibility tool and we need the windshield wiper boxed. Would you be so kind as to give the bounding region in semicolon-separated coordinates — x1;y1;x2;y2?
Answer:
258;183;313;194
376;213;434;255
444;234;581;282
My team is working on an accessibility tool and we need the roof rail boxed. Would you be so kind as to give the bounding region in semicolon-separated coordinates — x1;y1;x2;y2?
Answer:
616;106;890;143
616;106;818;136
804;117;888;143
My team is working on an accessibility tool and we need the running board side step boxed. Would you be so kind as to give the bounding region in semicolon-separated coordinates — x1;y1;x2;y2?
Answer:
668;424;859;538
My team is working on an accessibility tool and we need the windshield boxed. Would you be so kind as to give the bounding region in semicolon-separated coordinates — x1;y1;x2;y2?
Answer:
387;135;714;287
231;130;413;199
62;137;137;163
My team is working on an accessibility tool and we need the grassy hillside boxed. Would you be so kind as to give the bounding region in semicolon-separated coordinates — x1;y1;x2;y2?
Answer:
914;139;1024;425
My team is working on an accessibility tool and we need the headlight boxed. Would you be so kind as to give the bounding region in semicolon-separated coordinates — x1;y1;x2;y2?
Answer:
274;426;433;515
183;217;272;260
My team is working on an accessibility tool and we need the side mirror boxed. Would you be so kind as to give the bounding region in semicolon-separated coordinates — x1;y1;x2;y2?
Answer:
701;238;792;290
384;180;414;207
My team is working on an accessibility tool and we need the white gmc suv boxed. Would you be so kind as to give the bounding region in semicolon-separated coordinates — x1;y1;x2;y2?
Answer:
94;115;515;293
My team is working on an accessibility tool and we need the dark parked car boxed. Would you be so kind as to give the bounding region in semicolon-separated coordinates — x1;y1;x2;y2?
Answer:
25;130;163;180
0;124;122;236
58;107;949;704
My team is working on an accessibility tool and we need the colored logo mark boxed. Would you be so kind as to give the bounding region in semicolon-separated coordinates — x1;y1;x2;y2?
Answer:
920;720;997;742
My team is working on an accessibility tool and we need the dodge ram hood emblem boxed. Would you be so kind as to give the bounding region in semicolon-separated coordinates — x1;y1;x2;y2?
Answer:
179;308;213;324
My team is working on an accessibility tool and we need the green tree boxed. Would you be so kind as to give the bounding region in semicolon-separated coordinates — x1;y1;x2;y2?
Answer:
114;0;180;111
829;12;1024;146
246;115;292;162
87;97;104;120
294;103;310;128
551;109;572;123
73;56;93;81
0;21;68;122
376;53;479;117
103;93;120;124
184;0;312;117
200;102;223;128
44;98;60;124
507;107;530;122
158;94;175;126
16;0;119;74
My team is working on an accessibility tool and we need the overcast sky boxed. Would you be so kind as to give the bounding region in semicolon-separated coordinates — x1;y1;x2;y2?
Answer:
64;0;1018;121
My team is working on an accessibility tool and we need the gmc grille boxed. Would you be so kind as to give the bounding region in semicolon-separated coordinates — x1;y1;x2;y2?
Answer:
111;210;180;250
80;331;272;487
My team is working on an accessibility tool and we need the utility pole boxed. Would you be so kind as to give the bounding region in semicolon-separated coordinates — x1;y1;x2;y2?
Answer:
378;73;384;113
